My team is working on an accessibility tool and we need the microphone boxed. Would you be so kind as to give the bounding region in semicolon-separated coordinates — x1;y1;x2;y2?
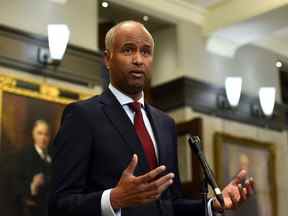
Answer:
188;136;225;209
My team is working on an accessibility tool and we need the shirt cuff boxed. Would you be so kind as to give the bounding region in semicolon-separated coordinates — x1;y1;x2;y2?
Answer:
101;189;121;216
207;198;215;216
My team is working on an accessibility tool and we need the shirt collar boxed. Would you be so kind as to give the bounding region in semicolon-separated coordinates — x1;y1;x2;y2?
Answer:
34;145;51;163
34;145;45;157
108;83;144;107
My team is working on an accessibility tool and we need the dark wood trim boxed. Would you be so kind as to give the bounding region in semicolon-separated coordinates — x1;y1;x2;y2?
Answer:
151;76;288;131
0;24;104;87
0;25;102;58
279;69;288;105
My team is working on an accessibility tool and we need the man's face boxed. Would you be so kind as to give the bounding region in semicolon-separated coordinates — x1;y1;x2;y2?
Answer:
105;23;154;95
33;123;50;150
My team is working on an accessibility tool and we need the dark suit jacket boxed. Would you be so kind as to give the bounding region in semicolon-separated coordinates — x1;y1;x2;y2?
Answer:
49;89;204;216
16;146;51;216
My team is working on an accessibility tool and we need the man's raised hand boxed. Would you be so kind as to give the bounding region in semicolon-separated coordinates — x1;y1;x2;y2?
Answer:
110;154;175;209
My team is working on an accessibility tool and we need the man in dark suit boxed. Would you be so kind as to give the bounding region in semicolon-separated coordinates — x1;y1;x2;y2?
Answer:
49;21;254;216
17;120;52;216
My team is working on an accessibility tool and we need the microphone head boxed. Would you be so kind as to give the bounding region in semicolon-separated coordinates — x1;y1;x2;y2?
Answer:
188;136;201;154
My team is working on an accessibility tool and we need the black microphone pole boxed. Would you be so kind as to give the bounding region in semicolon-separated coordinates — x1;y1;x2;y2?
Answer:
188;136;225;215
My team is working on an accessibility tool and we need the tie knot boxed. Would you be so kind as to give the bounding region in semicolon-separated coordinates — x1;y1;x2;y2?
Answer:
128;101;141;113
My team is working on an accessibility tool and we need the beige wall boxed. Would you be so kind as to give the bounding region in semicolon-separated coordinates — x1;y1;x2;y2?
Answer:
152;27;179;86
152;20;287;102
0;0;98;51
169;106;288;216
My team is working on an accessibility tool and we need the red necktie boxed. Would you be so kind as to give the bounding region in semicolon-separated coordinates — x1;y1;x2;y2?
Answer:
129;102;157;169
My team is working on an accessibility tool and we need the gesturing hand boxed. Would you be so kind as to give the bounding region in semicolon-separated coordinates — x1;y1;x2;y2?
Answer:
31;173;45;195
110;154;175;209
213;169;255;210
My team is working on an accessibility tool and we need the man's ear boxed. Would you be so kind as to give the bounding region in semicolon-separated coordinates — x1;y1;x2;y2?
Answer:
104;50;111;70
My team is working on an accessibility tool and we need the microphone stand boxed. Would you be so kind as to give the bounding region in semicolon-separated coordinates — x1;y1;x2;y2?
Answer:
201;176;209;216
188;136;225;216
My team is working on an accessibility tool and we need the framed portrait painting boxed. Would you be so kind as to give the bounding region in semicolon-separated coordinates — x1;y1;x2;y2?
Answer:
214;132;277;216
0;74;94;216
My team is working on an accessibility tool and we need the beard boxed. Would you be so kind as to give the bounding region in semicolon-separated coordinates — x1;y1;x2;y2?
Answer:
110;69;151;97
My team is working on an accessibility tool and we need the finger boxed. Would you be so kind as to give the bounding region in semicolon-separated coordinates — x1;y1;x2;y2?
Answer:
249;177;256;192
231;169;248;185
241;188;248;201
224;196;233;209
211;197;221;210
244;178;255;195
145;173;174;191
124;154;138;175
148;194;161;200
238;184;247;201
229;191;238;209
136;165;166;183
141;196;160;204
142;191;162;200
155;173;174;189
142;178;174;198
157;178;174;193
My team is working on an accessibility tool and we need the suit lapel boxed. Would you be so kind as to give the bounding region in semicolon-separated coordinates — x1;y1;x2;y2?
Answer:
99;89;150;171
145;105;167;166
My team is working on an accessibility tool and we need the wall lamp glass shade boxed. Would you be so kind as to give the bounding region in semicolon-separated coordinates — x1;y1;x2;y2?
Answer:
259;87;276;116
48;24;70;60
225;77;242;107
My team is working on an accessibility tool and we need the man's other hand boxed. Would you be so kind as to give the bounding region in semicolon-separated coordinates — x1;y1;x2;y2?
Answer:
213;169;255;211
110;154;174;209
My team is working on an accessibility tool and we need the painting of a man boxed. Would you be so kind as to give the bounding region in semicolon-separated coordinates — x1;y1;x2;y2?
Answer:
16;120;52;216
0;91;66;216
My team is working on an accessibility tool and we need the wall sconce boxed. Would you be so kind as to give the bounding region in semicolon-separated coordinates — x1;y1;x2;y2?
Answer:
225;77;242;107
217;77;242;109
259;87;276;116
37;24;70;66
251;87;276;118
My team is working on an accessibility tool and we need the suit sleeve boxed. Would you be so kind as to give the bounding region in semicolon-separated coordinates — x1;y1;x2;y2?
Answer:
15;153;28;194
168;118;205;215
49;103;104;216
15;151;33;209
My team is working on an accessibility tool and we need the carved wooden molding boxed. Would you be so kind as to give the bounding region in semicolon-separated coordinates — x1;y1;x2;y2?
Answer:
151;77;288;131
0;25;103;86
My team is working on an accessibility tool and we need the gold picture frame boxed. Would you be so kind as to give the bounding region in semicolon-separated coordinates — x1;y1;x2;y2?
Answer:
0;73;97;153
214;132;277;216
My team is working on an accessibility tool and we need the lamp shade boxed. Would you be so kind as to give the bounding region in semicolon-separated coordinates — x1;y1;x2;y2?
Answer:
225;77;242;107
259;87;276;116
48;24;70;60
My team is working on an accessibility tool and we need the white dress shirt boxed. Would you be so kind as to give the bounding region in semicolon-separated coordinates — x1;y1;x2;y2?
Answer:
108;84;158;159
101;84;214;216
35;145;51;163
